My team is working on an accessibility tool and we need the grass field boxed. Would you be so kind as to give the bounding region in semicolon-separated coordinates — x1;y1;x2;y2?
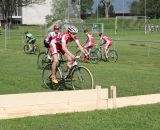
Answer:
0;24;160;96
0;103;160;130
0;18;160;128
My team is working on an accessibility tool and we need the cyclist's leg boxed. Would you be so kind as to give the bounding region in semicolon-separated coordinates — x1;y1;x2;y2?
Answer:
63;53;75;77
50;42;59;83
104;42;111;59
28;40;32;51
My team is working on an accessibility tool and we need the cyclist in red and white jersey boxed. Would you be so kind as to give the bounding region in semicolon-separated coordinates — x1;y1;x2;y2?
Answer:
44;25;61;60
49;26;86;84
96;32;112;58
83;29;94;62
44;25;60;48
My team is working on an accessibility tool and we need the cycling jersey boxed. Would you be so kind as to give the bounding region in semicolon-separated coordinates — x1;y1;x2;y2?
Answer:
61;32;78;45
100;34;112;49
45;32;60;43
101;34;112;45
50;32;79;55
44;31;60;48
26;33;36;44
84;32;94;48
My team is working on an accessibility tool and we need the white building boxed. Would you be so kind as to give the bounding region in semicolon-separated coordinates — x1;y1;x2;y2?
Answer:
0;0;80;25
22;0;52;25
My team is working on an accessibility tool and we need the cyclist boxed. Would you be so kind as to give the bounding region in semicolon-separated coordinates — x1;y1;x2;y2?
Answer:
44;25;60;48
44;25;61;59
82;29;94;62
24;31;36;52
49;26;87;84
96;32;112;59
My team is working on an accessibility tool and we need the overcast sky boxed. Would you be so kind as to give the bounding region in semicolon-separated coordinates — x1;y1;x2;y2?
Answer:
92;0;134;13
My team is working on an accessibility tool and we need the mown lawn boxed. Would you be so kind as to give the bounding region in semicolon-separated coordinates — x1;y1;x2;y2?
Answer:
0;24;160;96
0;103;160;130
0;20;160;129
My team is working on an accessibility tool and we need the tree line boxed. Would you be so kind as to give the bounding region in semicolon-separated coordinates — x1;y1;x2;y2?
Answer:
0;0;160;25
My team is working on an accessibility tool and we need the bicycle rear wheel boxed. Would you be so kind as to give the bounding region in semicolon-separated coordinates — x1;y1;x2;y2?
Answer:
42;64;62;89
107;49;118;62
37;52;49;69
71;66;94;90
24;44;30;54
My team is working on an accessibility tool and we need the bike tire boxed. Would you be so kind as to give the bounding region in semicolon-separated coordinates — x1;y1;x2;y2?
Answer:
37;52;49;69
71;66;94;90
42;64;62;90
107;49;118;62
24;44;30;54
89;51;99;64
34;45;40;55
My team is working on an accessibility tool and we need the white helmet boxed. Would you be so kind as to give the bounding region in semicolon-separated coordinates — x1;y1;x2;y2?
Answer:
68;26;78;34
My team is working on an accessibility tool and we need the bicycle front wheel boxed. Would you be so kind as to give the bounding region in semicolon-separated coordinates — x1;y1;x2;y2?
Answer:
37;52;49;69
71;66;94;90
90;51;99;64
107;50;118;62
34;45;40;55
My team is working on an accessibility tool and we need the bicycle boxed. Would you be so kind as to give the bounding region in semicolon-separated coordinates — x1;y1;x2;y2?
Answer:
37;50;63;69
24;43;40;55
42;57;94;90
76;48;99;64
94;44;118;63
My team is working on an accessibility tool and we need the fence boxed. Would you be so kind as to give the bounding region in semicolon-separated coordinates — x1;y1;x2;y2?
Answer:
0;86;160;120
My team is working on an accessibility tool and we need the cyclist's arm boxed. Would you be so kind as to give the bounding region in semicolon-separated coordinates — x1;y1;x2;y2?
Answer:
96;39;102;46
62;41;75;59
75;39;87;55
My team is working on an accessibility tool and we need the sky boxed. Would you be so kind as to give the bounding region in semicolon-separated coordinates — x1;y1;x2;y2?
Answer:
92;0;134;13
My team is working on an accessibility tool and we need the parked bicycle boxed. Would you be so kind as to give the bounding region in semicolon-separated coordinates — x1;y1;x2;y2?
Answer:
24;43;40;55
42;57;94;90
93;44;118;62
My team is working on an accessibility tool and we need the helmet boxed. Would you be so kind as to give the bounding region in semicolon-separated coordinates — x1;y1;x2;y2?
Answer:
53;25;60;30
68;26;78;34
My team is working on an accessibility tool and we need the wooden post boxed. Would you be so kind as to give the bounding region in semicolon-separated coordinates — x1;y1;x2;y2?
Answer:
110;86;117;108
96;85;101;108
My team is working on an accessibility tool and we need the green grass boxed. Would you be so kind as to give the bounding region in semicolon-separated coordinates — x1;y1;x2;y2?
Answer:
0;103;160;130
0;24;160;96
0;19;160;129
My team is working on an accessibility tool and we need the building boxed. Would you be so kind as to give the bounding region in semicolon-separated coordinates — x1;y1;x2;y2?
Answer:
0;0;80;25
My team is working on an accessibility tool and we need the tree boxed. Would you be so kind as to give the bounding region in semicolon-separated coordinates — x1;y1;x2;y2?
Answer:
51;0;68;19
100;0;113;18
0;0;44;24
80;0;94;19
97;2;115;17
130;0;160;19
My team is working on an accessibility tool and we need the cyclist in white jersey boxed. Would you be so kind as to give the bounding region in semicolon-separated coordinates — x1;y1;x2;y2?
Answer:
44;25;60;59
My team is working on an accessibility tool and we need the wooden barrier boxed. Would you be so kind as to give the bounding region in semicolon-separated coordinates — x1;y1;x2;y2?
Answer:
0;86;108;119
0;85;160;119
